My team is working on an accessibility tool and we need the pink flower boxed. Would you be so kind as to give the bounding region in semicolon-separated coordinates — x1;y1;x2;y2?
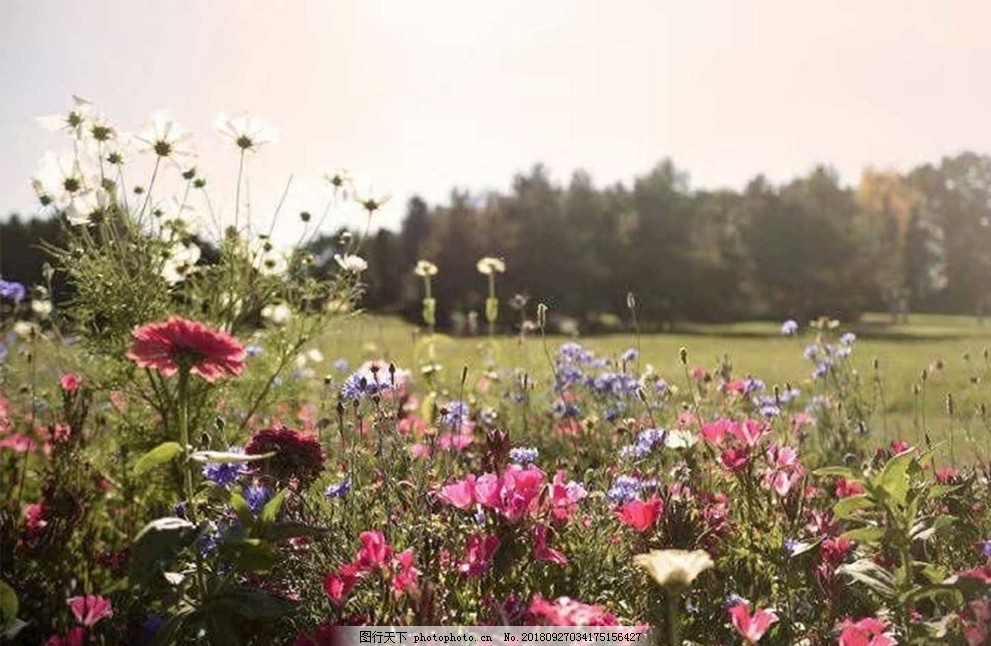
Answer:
355;531;393;570
729;601;778;644
45;627;86;646
721;447;750;472
615;497;664;532
24;502;48;533
701;419;734;447
127;316;246;382
728;419;769;447
458;533;500;577
936;467;960;484
821;537;855;565
763;444;804;496
835;477;865;498
59;373;82;393
439;475;477;509
791;411;814;432
837;616;897;646
889;440;911;454
392;548;420;595
533;523;568;567
67;594;113;627
528;596;619;626
323;562;363;606
548;470;587;521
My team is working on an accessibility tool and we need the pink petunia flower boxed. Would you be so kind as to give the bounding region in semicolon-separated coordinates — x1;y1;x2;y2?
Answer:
67;594;113;627
729;601;778;644
126;316;246;382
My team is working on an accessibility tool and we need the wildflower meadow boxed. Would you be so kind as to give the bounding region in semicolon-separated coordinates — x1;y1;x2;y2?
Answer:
5;98;991;646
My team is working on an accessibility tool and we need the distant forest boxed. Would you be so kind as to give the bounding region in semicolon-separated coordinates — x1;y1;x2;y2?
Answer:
4;152;991;332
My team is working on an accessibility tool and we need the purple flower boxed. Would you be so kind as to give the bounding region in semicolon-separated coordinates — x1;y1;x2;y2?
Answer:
201;447;246;487
324;478;351;499
441;401;470;429
509;447;539;465
0;280;26;303
243;485;273;516
781;319;799;336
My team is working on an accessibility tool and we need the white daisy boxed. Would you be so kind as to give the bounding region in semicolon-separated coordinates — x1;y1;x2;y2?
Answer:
134;111;193;160
213;112;278;153
334;254;367;273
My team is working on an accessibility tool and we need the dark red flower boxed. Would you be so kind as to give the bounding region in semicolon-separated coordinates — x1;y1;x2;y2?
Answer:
127;316;246;382
245;425;325;487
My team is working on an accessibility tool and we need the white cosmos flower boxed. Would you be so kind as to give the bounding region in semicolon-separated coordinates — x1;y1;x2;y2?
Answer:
13;321;40;339
65;188;111;226
334;254;367;273
37;95;93;138
261;302;292;325
134;111;193;160
324;168;353;199
249;237;290;276
161;241;202;285
214;112;278;153
476;257;506;276
633;549;714;591
32;151;96;209
664;429;698;450
31;300;53;319
306;348;324;363
414;260;438;277
86;114;118;143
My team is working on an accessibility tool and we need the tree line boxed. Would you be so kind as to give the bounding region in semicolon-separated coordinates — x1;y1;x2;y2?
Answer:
4;152;991;331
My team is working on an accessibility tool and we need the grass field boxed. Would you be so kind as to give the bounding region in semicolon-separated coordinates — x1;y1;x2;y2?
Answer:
322;312;991;450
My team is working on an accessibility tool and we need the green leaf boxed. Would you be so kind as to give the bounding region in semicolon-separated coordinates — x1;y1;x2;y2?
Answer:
928;483;963;498
832;494;874;519
874;448;914;505
840;558;896;597
134;442;183;475
129;517;198;586
259;489;286;525
814;466;858;479
262;522;324;542
220;538;276;573
0;580;18;631
229;492;254;528
841;526;886;544
206;588;292;620
190;450;274;464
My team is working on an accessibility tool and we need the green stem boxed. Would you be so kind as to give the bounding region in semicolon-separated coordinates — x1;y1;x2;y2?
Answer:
666;593;680;646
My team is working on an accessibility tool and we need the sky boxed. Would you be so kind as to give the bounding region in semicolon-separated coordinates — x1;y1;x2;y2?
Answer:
2;0;991;238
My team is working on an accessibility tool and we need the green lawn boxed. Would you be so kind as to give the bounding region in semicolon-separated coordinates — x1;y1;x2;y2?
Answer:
321;312;991;449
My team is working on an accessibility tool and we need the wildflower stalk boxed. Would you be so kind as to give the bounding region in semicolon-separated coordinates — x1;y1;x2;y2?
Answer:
665;593;679;646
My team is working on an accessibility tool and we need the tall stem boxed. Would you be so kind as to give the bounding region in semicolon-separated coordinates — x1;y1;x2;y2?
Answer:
666;593;680;646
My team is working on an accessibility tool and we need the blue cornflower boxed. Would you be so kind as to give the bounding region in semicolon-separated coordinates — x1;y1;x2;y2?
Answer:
781;319;799;335
783;538;810;556
803;345;819;360
173;501;187;519
839;332;857;346
603;403;626;422
340;368;390;400
480;407;498;425
554;364;584;391
0;280;26;302
245;344;263;357
551;399;581;418
324;478;351;499
723;593;748;610
0;344;7;362
621;348;639;363
441;401;469;429
201;447;246;487
655;378;668;393
140;615;165;642
558;342;588;362
981;540;991;559
333;358;349;372
243;485;273;516
509;447;539;465
474;504;486;526
607;475;642;504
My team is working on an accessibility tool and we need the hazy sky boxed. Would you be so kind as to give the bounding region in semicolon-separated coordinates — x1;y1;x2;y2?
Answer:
3;0;991;236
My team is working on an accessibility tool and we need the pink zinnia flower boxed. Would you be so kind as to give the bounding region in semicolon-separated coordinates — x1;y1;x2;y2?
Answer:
729;601;778;644
59;373;82;394
67;594;113;627
837;616;897;646
127;316;245;382
615;497;664;532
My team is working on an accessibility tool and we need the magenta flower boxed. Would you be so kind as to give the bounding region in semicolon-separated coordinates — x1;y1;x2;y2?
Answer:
458;533;500;577
729;601;778;644
127;316;245;382
837;616;897;646
67;594;113;627
533;523;568;567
